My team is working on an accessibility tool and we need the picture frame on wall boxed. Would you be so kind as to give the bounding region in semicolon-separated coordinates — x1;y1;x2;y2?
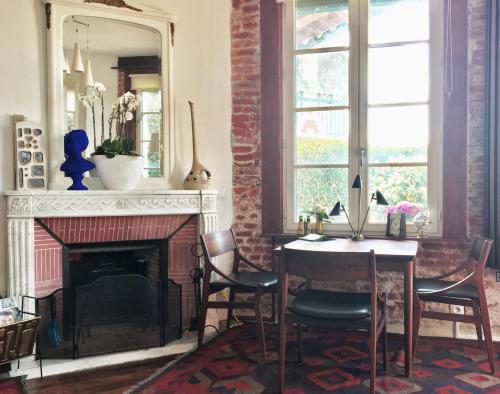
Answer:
386;213;407;239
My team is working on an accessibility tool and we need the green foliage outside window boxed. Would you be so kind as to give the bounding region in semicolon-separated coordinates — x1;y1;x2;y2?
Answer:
296;137;427;222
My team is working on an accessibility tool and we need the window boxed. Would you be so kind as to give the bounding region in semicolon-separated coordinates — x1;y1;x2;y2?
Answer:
283;0;442;234
137;89;162;177
130;73;163;177
64;85;78;132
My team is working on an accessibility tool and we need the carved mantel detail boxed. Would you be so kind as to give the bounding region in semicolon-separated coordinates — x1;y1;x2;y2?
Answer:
9;198;32;217
5;190;217;218
83;0;142;12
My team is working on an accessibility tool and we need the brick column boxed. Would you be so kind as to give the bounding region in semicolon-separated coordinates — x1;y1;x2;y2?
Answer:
231;0;271;266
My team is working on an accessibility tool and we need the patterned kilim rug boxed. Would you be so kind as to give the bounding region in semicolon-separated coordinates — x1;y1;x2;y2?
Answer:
128;324;500;393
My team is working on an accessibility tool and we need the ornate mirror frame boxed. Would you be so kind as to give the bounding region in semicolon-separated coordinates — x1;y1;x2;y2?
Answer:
43;0;176;190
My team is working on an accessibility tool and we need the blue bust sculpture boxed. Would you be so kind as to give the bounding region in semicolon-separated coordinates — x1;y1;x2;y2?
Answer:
60;130;95;190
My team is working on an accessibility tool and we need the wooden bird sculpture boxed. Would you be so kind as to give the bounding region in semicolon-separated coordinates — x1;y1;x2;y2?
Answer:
84;0;142;12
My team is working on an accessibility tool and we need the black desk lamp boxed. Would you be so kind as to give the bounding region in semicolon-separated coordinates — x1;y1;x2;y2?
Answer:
329;175;389;241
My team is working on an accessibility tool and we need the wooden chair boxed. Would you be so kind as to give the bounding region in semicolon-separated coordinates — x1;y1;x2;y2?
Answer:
413;236;495;373
199;229;278;357
278;248;387;394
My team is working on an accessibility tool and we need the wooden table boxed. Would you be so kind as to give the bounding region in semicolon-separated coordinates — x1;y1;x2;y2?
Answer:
275;238;418;377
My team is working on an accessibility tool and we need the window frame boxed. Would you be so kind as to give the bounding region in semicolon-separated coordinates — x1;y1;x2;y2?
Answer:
282;0;443;236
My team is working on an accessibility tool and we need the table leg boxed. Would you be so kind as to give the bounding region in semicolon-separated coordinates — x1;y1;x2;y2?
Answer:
404;259;414;377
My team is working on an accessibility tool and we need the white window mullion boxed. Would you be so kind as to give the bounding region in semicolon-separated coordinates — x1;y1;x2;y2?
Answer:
353;0;369;228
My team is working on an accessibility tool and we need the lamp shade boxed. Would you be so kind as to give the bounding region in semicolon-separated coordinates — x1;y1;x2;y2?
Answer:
351;174;363;189
375;190;389;206
329;201;341;216
64;54;71;75
84;59;94;87
71;42;84;73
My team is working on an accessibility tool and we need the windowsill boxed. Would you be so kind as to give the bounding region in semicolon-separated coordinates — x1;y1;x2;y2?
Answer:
261;233;469;244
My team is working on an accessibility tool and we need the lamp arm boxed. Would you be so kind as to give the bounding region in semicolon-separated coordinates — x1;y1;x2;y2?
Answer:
358;204;371;235
342;205;356;235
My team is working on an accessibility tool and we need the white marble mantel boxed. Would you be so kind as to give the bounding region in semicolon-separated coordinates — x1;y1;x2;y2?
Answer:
5;189;217;218
4;189;218;304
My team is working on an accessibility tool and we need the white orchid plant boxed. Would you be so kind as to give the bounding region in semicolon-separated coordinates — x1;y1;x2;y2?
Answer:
78;82;107;150
80;84;142;158
93;91;142;158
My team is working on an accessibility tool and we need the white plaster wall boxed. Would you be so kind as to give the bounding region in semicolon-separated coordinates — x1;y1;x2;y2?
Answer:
0;0;233;295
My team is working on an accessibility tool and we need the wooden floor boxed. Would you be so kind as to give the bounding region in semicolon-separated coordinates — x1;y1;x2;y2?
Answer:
25;355;176;394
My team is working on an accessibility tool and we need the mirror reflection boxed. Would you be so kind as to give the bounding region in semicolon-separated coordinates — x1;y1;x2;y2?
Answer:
63;16;163;177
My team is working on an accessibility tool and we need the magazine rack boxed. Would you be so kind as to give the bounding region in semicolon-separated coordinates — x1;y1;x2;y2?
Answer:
0;312;40;366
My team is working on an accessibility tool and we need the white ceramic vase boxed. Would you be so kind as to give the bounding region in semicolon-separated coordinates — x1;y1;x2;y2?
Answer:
93;155;144;191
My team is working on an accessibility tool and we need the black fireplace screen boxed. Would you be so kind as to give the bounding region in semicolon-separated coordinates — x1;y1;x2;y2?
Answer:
35;276;181;359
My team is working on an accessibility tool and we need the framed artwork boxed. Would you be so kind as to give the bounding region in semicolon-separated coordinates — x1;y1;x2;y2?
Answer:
386;213;407;239
13;118;47;190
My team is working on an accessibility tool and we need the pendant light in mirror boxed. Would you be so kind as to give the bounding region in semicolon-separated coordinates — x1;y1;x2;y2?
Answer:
62;50;70;75
84;24;94;86
71;23;84;73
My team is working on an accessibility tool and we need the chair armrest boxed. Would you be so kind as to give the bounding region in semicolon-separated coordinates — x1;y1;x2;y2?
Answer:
288;281;306;296
209;264;264;288
420;262;469;280
239;254;272;273
417;272;477;296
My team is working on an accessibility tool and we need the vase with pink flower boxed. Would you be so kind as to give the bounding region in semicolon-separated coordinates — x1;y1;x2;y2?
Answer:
385;201;424;238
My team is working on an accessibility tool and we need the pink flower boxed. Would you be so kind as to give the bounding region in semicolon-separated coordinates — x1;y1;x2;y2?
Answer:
385;202;423;217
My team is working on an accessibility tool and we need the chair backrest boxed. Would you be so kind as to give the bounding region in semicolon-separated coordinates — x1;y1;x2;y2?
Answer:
469;236;493;270
200;229;237;260
281;247;376;284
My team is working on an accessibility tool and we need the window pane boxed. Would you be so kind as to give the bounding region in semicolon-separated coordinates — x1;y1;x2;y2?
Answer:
369;0;429;45
142;90;161;113
296;51;349;108
368;166;427;222
368;43;429;105
66;90;76;112
296;0;349;50
368;105;428;163
142;141;161;176
66;112;75;132
296;168;348;222
296;110;349;165
141;114;161;140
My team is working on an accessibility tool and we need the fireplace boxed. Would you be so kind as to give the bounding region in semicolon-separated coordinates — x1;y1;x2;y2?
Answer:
5;190;218;367
35;238;183;359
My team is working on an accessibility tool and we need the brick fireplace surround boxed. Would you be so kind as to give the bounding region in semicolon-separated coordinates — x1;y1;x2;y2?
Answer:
34;215;198;326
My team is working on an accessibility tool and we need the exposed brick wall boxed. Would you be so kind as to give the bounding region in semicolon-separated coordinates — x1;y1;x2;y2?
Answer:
231;0;500;337
231;0;272;266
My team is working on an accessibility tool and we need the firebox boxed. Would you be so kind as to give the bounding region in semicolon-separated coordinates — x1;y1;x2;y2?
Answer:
34;239;182;359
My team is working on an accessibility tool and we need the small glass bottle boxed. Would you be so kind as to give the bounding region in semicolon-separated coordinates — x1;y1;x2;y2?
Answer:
306;215;312;234
297;215;304;235
315;219;324;235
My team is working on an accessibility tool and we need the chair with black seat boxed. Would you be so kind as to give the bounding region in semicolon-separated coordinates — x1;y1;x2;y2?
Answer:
278;248;387;394
413;236;495;373
199;229;277;357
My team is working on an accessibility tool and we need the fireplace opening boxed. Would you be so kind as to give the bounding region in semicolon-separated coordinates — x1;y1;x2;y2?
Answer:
66;241;163;287
35;239;182;359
